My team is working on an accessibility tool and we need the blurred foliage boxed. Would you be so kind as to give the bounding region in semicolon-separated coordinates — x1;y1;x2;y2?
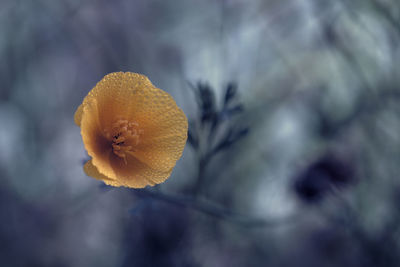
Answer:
293;153;356;203
187;82;248;194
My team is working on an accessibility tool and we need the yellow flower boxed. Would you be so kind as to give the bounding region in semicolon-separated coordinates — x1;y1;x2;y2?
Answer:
74;72;188;188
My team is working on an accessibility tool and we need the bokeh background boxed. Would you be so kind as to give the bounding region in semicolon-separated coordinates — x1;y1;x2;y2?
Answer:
1;0;400;266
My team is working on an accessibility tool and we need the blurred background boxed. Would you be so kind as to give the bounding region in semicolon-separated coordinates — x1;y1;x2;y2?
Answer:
1;0;400;266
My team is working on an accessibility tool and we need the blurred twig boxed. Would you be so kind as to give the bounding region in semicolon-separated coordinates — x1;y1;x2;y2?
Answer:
370;0;400;35
134;188;297;228
187;82;249;196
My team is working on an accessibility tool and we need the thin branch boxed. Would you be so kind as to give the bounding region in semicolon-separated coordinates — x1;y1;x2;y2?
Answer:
370;0;400;36
134;188;298;228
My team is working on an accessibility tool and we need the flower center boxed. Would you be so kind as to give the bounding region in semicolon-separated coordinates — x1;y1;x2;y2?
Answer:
103;119;143;164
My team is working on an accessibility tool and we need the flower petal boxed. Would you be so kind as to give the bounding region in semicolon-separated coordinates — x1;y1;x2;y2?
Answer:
131;86;188;141
83;159;117;185
80;100;116;178
131;134;187;172
82;72;154;130
108;153;173;188
127;86;188;172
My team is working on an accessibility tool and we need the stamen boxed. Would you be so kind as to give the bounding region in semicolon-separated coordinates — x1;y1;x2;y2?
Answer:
114;136;125;144
104;119;143;162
